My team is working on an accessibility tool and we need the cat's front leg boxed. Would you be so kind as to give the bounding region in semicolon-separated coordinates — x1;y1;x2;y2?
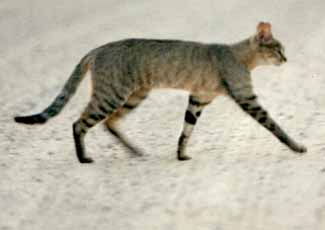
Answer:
177;95;212;160
237;95;307;153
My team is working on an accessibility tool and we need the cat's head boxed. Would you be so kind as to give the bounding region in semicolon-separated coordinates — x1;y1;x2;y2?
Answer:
251;22;287;66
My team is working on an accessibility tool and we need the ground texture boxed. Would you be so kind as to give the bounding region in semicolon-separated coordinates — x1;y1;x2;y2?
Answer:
1;0;325;229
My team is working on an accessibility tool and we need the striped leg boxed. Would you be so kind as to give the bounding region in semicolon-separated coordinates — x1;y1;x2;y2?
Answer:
73;104;108;163
177;95;211;160
105;89;149;155
73;88;131;163
236;95;307;153
222;76;306;154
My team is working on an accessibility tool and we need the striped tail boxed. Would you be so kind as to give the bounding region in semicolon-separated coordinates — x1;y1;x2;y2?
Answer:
14;52;93;125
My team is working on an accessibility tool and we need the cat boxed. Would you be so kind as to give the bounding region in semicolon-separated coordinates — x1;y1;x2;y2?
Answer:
14;22;307;163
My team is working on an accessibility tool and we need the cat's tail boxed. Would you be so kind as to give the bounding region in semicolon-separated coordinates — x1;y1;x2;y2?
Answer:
14;51;95;125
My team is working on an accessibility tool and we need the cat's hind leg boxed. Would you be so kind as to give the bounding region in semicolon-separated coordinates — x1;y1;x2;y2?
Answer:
73;87;134;163
104;88;149;156
73;104;107;163
177;95;212;161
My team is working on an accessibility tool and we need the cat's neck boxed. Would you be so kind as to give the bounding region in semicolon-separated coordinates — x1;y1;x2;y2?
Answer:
230;37;258;71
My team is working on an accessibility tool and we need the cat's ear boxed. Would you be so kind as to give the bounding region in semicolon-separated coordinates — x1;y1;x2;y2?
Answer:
255;22;273;43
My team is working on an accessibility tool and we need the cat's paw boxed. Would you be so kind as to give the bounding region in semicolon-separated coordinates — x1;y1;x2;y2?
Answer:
177;155;192;161
79;157;94;163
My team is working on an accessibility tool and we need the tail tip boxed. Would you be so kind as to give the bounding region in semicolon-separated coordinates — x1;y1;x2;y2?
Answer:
14;116;22;123
14;114;47;125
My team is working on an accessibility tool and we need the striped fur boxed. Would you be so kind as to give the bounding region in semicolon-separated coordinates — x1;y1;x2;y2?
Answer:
14;22;306;163
14;51;96;124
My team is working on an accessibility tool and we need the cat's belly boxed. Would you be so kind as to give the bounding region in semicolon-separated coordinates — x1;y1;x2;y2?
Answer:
151;72;223;95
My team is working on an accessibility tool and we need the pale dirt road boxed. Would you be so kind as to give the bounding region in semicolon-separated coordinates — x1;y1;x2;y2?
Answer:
1;0;325;230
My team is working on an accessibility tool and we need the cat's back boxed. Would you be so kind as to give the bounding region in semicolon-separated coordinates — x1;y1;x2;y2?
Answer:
208;44;238;67
92;38;213;79
95;38;207;59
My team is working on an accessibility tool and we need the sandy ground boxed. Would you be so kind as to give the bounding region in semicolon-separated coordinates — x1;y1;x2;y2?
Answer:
1;0;325;229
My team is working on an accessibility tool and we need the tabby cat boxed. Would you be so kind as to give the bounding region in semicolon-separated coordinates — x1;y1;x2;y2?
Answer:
14;22;307;163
